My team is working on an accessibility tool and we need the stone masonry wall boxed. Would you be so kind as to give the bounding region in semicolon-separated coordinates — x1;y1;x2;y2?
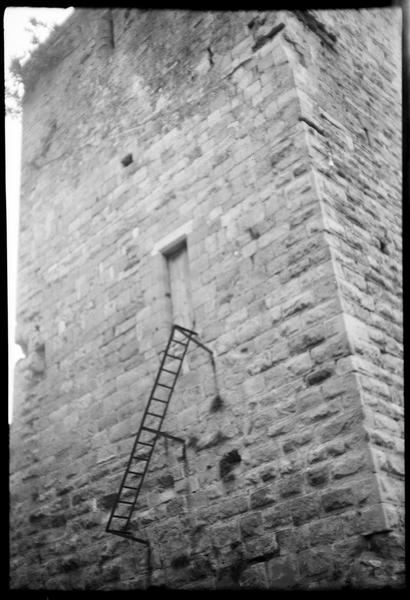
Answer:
278;8;404;579
10;8;403;590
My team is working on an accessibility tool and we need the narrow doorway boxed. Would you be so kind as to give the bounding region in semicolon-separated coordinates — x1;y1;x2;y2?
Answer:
164;240;194;330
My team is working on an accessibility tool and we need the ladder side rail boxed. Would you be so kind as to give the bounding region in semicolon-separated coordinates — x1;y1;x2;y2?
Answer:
173;324;198;336
106;423;155;533
106;326;178;533
107;324;196;538
123;327;194;530
109;530;149;545
138;325;181;426
136;324;185;435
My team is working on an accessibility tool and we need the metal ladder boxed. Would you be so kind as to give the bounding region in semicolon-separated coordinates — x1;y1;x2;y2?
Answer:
106;323;213;544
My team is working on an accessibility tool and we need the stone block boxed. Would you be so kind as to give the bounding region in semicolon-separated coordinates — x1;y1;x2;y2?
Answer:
298;548;333;578
239;512;263;538
306;465;329;487
322;372;361;401
342;503;390;537
245;443;281;468
288;325;325;355
301;401;340;426
278;474;304;498
332;449;373;480
211;521;240;548
247;343;288;375
288;493;321;526
250;485;276;509
260;463;277;482
166;497;186;517
376;473;404;505
308;516;344;547
321;486;355;513
242;373;266;397
297;387;324;412
262;502;293;530
239;563;269;589
268;417;293;439
283;291;314;318
306;365;334;386
320;408;364;443
373;449;404;478
277;526;308;553
108;420;131;443
188;554;214;581
311;332;351;364
266;555;299;589
286;352;312;376
282;430;313;453
243;533;279;561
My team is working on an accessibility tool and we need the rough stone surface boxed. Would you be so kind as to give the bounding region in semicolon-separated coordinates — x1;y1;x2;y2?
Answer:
10;8;402;590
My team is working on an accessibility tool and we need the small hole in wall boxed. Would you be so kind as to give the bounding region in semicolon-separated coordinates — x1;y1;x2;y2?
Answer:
121;153;133;167
171;554;190;569
35;341;45;355
62;558;80;573
207;46;214;66
247;15;266;29
219;449;241;480
187;435;198;449
99;493;118;510
210;394;223;412
379;239;389;254
363;127;371;146
247;226;260;240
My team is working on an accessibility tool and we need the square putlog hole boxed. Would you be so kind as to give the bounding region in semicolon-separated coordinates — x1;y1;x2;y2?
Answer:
121;153;133;167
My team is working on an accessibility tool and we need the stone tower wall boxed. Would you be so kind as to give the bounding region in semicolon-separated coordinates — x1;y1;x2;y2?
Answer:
10;8;403;590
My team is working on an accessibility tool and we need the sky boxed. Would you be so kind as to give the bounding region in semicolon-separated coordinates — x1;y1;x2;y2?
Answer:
5;7;74;422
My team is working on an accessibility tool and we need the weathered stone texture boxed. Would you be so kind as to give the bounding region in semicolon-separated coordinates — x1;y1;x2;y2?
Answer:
281;8;403;540
10;8;402;590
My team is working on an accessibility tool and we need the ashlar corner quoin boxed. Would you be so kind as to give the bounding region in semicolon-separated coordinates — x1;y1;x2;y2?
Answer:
10;8;403;590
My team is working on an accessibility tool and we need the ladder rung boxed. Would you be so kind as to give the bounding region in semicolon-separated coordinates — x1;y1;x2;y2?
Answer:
107;529;130;537
108;529;149;544
106;324;202;543
170;339;187;346
161;367;178;375
173;324;197;335
142;425;159;435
